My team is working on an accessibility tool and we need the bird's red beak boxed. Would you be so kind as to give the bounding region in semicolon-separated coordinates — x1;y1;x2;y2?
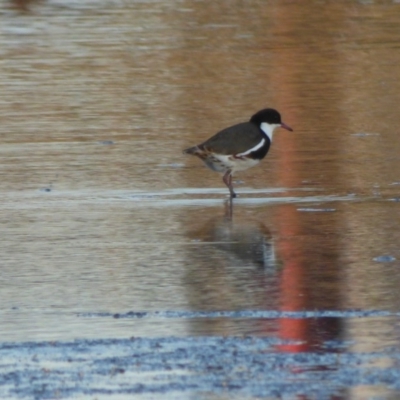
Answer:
281;122;293;132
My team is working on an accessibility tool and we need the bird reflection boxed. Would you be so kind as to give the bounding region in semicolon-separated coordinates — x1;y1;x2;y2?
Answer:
186;212;279;276
184;213;280;334
224;197;233;220
205;212;277;270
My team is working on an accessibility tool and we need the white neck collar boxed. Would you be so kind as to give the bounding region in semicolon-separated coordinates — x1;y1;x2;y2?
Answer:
260;122;280;141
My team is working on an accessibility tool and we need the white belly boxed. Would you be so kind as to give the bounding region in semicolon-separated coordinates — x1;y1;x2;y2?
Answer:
205;154;261;174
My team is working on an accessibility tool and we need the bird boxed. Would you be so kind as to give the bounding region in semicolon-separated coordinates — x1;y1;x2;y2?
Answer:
183;108;293;198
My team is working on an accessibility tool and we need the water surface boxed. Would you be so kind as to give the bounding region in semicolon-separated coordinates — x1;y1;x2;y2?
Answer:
1;0;400;398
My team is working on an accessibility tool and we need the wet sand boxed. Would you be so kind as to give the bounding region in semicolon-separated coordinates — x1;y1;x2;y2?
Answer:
1;328;400;399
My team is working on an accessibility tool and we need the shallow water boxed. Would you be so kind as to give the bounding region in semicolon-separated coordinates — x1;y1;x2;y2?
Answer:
1;0;400;398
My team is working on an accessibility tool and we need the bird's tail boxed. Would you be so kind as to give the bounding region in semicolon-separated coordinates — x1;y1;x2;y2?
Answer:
183;145;201;155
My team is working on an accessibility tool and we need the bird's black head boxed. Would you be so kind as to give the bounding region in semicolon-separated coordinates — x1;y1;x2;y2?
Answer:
250;108;293;131
250;108;282;125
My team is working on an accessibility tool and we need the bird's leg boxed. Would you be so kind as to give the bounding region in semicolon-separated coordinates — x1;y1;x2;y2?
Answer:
222;171;236;198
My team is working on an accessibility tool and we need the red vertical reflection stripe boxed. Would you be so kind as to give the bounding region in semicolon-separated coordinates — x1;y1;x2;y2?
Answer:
270;3;309;353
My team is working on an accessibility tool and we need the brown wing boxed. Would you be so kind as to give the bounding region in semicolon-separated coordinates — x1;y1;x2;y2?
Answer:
198;122;265;155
